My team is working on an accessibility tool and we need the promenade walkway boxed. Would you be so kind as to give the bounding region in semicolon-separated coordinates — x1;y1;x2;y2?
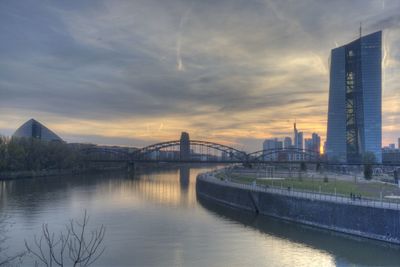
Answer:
198;172;400;211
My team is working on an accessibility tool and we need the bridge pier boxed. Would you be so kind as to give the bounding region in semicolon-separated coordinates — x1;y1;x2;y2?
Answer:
127;161;136;172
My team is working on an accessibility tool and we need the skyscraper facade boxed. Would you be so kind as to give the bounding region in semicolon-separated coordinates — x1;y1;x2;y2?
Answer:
180;132;190;160
293;123;303;150
263;138;282;160
305;138;313;152
312;133;321;155
326;31;382;163
283;137;292;149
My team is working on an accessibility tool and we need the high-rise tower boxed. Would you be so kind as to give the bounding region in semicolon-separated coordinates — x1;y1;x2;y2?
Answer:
180;132;190;160
293;123;303;150
326;31;382;163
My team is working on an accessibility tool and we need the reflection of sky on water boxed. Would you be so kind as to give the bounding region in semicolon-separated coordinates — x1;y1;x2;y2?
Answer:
0;166;399;266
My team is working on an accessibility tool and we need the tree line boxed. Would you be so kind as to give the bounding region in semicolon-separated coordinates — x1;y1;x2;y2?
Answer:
0;136;82;172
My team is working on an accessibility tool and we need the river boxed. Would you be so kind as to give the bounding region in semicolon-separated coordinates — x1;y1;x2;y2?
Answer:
1;165;399;266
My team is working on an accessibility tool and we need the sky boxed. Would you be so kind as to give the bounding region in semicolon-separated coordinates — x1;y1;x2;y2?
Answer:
0;0;399;152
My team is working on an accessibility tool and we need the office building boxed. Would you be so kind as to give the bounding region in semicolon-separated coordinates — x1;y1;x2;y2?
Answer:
312;133;321;155
326;31;382;163
293;123;303;150
293;123;303;161
283;137;292;149
263;138;282;160
180;132;190;160
305;138;313;152
305;135;321;160
382;147;400;165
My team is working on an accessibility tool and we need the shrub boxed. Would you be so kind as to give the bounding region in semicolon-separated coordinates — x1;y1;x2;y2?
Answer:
364;164;373;180
300;162;307;172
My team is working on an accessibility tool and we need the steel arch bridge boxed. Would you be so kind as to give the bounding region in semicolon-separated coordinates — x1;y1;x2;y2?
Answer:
81;140;323;164
80;146;130;156
131;140;248;162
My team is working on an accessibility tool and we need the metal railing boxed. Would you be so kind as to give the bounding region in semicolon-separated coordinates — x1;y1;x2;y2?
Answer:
198;172;400;211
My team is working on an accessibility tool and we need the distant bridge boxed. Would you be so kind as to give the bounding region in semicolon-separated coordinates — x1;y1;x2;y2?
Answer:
81;132;322;165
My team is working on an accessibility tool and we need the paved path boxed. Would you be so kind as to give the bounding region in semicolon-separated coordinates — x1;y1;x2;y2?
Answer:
198;173;400;211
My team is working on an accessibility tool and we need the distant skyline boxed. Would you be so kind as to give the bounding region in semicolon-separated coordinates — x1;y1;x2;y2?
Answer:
1;0;399;152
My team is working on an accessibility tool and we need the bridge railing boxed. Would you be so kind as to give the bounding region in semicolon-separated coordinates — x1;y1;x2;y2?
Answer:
130;140;248;162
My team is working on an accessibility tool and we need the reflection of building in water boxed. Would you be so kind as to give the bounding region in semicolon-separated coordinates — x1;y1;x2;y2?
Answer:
96;168;217;208
179;166;190;192
124;169;202;207
0;167;217;215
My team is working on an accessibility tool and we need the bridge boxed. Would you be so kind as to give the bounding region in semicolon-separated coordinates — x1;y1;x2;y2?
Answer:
82;132;322;166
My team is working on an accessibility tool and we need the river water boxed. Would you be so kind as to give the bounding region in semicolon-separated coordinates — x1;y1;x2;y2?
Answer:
1;166;400;267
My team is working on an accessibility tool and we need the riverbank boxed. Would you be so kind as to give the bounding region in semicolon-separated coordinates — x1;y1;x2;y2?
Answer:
0;166;125;180
196;172;400;245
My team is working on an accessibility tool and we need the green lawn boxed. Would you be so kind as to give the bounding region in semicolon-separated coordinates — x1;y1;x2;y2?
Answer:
216;172;400;200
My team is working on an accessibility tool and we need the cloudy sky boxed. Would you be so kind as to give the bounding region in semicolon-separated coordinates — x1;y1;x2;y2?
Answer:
0;0;399;151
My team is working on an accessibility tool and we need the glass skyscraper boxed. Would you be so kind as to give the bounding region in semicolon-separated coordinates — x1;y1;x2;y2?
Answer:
326;31;382;163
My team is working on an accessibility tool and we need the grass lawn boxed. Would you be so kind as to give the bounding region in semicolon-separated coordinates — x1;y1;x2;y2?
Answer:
216;172;400;200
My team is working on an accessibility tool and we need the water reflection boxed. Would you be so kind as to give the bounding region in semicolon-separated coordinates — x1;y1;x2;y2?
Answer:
128;169;193;207
179;166;190;192
197;194;400;266
0;167;197;216
1;166;400;267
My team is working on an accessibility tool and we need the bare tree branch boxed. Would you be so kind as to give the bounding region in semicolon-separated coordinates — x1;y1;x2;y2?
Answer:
0;214;26;266
25;211;106;267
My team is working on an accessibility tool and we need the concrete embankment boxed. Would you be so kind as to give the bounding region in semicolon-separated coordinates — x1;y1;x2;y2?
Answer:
196;173;400;245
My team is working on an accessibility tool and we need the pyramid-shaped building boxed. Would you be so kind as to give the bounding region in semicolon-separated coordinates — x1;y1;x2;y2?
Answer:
13;119;63;142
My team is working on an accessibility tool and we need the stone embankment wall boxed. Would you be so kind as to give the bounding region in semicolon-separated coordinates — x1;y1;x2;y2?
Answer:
196;174;400;245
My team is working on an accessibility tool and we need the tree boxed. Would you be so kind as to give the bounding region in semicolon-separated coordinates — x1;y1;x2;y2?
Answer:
0;136;7;172
6;138;26;171
300;162;307;172
363;152;376;180
0;136;85;172
315;162;321;172
363;152;377;165
25;211;105;267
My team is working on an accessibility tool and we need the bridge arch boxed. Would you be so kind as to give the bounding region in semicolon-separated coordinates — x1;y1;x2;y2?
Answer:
79;146;131;161
132;140;247;162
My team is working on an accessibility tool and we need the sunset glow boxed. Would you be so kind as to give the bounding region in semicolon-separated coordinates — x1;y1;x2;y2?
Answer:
0;0;399;151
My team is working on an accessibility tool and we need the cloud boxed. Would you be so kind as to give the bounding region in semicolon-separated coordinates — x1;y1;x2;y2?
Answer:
0;0;400;150
368;13;400;30
176;8;191;71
